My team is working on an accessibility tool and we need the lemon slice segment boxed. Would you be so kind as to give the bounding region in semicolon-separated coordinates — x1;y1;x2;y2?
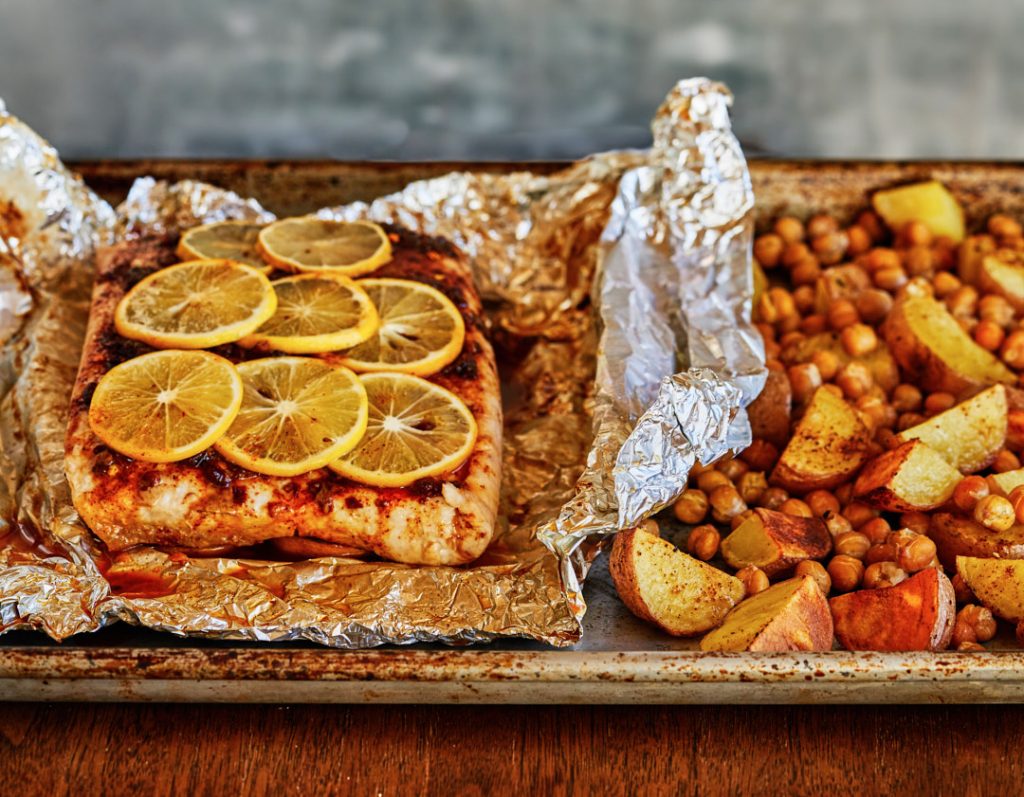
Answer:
337;278;465;376
241;274;379;354
257;218;392;277
115;259;277;349
177;221;270;272
329;373;477;488
215;357;368;477
88;350;243;463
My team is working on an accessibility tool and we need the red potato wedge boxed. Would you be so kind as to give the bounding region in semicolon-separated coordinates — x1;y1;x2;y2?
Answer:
956;556;1024;623
747;368;792;449
830;568;956;652
720;508;832;577
700;575;834;652
852;440;961;512
882;294;1015;397
609;528;744;637
872;180;965;243
770;386;871;494
928;512;1024;569
895;385;1007;474
782;332;899;393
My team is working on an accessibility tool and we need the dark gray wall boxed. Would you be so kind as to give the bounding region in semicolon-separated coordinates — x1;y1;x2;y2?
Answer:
1;0;1021;160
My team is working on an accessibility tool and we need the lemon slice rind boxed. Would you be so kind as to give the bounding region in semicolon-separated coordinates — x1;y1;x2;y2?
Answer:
329;372;477;488
256;218;392;277
88;349;243;463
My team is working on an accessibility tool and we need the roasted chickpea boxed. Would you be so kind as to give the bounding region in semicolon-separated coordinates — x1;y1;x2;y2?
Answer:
730;509;755;531
709;484;748;523
779;498;813;518
974;319;1006;352
1007;410;1024;452
988;214;1023;240
792;560;831;595
862;561;908;590
717;457;749;482
758;486;789;511
778;330;806;350
1001;330;1024;370
834;531;871;560
827;555;864;592
845;225;872;257
799;313;828;335
855;395;896;431
697;470;732;493
774;216;805;244
789;257;822;286
854;289;893;325
923;392;956;415
1008;485;1024;524
639;518;660;536
740;439;779;472
891;384;923;413
672;489;709;524
812;231;849;265
839;323;877;358
993;449;1021;473
873;265;908;291
805;490;840;519
753;233;785;269
810;349;841;382
687;524;720;561
737;471;768;505
952;573;976;604
931;271;961;298
865;542;898;565
806;213;838;239
842;503;877;533
946;285;979;318
896;411;927;432
825;514;853;538
866;247;900;272
782;241;812;268
897;276;934;301
835;361;873;400
899;511;931;535
953;475;990;513
827;299;859;331
980;294;1015;327
834;482;854;506
822;383;844;399
974;494;1016;532
788;363;822;403
952;605;998;647
901;220;933;247
859;516;892;545
886;529;937;573
857;211;886;243
792;284;816;314
737;565;770;597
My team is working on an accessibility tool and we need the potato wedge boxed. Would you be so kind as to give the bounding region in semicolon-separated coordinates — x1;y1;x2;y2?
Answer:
752;259;768;308
988;467;1024;497
700;575;833;652
853;440;961;511
978;255;1024;311
830;568;955;651
883;294;1015;396
770;386;871;493
782;332;899;393
958;234;992;286
747;368;792;449
720;508;832;577
956;556;1024;622
895;385;1007;474
872;180;965;243
609;528;744;637
927;512;1024;568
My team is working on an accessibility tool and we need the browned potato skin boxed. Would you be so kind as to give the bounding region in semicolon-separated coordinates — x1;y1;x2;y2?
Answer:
883;296;1015;397
928;512;1024;569
747;368;792;449
721;508;832;577
852;440;960;511
830;568;956;651
700;575;834;652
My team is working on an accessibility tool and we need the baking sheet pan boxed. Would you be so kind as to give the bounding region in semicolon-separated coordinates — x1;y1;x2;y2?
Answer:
3;159;1024;704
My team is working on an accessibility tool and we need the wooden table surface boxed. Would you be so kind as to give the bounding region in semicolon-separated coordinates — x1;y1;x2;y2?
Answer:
0;703;1018;796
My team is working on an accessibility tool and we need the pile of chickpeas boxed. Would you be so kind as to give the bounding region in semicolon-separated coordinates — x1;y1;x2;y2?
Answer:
666;206;1024;651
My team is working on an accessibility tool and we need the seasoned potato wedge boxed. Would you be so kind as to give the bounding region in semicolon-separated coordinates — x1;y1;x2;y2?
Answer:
770;386;871;493
853;440;961;511
747;368;792;449
883;294;1015;396
956;556;1024;622
720;508;832;577
830;568;956;651
958;234;991;286
978;255;1024;311
609;528;744;637
782;332;900;393
896;385;1007;474
700;575;834;652
872;180;965;243
988;467;1024;497
928;512;1024;568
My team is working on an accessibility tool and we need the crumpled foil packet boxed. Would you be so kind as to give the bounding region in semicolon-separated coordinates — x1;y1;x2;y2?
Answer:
0;78;763;647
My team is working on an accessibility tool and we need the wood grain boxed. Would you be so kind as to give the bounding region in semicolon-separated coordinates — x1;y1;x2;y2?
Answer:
1;704;1020;796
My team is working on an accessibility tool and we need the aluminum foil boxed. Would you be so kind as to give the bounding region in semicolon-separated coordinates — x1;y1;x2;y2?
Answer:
0;77;762;647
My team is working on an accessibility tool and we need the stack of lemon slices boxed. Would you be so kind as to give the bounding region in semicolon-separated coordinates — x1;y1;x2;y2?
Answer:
88;218;478;487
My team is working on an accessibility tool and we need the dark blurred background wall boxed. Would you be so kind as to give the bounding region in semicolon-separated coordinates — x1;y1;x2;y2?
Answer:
0;0;1020;160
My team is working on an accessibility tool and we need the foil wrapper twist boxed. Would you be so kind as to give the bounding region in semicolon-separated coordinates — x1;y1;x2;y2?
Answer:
0;78;763;647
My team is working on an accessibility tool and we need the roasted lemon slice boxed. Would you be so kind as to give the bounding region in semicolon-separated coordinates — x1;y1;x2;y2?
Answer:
177;220;269;272
257;218;392;277
115;259;277;349
215;357;368;477
329;372;477;488
337;278;465;376
88;350;243;463
241;274;379;354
